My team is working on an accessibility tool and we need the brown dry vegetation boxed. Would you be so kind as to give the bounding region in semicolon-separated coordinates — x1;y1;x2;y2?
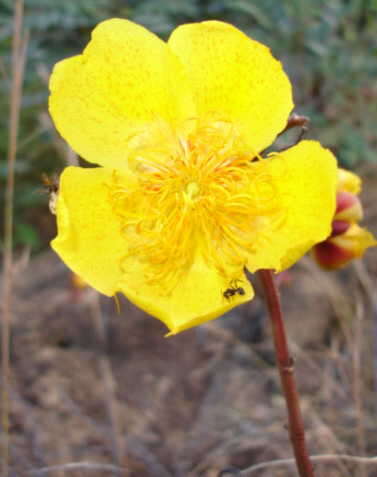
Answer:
1;166;377;477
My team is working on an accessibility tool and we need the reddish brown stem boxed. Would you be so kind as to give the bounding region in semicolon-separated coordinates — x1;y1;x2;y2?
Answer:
258;269;315;477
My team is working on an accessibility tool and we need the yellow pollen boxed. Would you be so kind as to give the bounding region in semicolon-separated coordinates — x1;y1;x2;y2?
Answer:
109;119;282;293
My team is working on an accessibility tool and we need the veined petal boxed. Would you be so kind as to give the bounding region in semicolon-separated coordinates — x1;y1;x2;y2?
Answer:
51;166;127;295
246;140;338;272
49;19;194;168
118;255;253;335
168;20;293;154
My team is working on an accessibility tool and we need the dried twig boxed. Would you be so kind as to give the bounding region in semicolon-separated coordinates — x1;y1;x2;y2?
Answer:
351;288;367;477
88;292;125;472
236;453;377;475
28;462;128;475
1;2;27;475
353;260;377;414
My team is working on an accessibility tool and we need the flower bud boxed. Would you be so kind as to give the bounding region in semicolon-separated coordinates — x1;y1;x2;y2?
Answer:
337;168;360;195
313;224;376;269
312;169;376;269
334;191;362;223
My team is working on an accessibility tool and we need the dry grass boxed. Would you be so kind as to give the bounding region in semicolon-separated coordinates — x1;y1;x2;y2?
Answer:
1;1;27;475
2;230;376;476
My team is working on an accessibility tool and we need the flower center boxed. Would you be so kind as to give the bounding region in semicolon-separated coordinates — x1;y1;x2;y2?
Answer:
184;181;200;203
109;119;280;292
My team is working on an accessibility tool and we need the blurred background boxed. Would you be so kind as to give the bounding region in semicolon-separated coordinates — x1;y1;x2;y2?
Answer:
1;1;377;476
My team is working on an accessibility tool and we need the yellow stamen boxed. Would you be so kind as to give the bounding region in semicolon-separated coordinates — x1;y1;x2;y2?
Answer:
108;119;281;293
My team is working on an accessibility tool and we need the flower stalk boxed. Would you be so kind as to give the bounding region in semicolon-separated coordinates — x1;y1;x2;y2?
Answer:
259;269;315;477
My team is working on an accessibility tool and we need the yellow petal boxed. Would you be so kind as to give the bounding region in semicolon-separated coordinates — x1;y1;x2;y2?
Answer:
335;191;363;222
52;166;253;334
246;140;338;272
337;168;361;194
118;255;253;335
312;224;377;270
51;166;126;295
168;20;293;154
331;223;377;259
49;19;194;168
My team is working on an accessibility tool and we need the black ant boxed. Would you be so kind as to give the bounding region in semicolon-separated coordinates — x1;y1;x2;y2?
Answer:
223;280;245;301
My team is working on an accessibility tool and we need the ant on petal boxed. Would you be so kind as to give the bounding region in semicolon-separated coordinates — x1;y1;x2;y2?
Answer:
223;279;246;301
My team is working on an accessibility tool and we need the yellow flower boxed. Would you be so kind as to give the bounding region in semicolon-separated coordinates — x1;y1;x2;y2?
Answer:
312;168;377;269
49;19;337;334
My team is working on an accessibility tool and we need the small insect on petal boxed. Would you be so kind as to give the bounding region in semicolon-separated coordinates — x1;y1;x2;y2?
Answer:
41;173;59;215
223;280;246;301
